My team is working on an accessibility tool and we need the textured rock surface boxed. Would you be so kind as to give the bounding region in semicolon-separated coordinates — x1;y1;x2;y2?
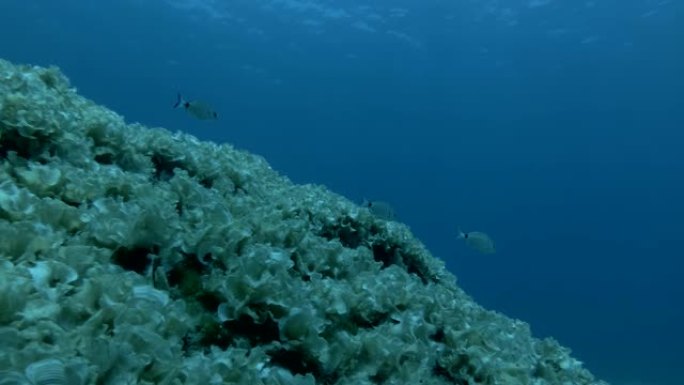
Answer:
0;58;609;385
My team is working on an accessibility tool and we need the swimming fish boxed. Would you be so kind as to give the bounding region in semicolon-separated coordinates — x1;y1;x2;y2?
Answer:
362;199;396;221
457;227;496;254
173;93;218;120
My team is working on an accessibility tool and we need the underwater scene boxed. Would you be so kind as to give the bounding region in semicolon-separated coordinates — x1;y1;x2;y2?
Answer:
0;1;681;385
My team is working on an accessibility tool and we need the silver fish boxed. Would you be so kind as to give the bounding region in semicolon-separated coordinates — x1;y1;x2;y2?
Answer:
362;199;396;221
457;227;496;254
173;93;218;120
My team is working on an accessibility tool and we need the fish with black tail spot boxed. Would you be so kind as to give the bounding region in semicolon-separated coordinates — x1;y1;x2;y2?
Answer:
457;227;496;254
173;93;218;120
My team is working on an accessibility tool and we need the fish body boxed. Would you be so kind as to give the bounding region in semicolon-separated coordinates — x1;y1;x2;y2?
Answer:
173;93;218;120
457;228;496;254
362;199;396;221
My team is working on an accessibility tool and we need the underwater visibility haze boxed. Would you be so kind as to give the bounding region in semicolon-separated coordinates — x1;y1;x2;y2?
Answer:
0;1;682;384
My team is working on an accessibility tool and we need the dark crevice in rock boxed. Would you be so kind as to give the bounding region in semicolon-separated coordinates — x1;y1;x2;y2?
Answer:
223;313;281;346
196;292;223;313
430;328;446;343
174;200;184;215
196;320;232;350
198;177;214;189
166;253;211;297
94;152;115;165
371;242;401;268
60;198;82;208
150;153;187;182
436;354;487;385
318;216;365;249
369;369;391;384
433;363;464;384
111;245;159;275
403;252;433;285
371;240;434;284
268;347;339;384
0;129;51;162
316;216;436;284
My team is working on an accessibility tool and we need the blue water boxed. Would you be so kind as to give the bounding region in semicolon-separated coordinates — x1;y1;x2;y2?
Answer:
2;1;682;384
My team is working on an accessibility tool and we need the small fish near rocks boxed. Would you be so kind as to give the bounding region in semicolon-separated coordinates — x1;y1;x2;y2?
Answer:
173;93;218;120
457;227;496;254
362;199;396;221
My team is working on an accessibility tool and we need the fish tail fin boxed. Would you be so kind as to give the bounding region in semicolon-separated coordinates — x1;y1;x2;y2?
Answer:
173;93;184;109
456;227;466;239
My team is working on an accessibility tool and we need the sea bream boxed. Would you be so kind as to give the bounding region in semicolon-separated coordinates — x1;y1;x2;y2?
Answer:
173;93;218;120
457;227;496;254
362;199;396;221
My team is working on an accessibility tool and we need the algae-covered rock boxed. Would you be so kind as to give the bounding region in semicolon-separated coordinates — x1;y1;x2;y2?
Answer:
0;58;609;385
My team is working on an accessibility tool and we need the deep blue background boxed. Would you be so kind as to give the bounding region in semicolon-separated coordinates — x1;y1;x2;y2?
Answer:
1;1;682;384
